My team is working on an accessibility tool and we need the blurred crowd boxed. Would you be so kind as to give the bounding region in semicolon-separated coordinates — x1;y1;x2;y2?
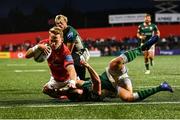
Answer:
0;35;180;56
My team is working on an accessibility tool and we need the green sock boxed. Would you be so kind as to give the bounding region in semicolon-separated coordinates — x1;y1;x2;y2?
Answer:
123;47;142;63
137;86;161;101
145;63;149;70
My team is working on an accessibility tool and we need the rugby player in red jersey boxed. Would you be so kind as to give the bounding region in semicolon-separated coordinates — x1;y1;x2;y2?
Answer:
25;27;77;98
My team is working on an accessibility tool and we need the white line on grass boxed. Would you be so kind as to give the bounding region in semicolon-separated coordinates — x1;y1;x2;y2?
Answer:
7;64;27;66
14;69;47;72
0;101;180;108
7;63;47;67
136;85;180;88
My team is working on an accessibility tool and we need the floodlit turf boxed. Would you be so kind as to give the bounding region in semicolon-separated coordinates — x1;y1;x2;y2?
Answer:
0;55;180;119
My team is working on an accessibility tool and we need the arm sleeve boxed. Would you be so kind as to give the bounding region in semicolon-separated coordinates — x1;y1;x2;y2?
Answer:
137;25;142;34
64;54;74;68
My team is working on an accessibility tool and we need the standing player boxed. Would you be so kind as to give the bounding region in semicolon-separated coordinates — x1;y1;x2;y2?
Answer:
25;27;77;98
55;14;90;80
137;14;160;74
60;35;173;102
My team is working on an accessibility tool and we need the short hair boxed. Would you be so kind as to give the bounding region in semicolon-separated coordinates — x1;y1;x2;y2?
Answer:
49;26;63;37
55;14;68;23
145;13;151;17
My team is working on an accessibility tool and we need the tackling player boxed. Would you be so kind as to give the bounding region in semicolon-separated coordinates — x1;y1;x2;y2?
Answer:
25;27;78;98
62;35;173;102
55;14;90;80
137;14;160;74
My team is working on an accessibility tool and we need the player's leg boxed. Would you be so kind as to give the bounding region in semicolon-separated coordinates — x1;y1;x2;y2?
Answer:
117;80;173;102
42;76;67;98
148;45;155;66
116;77;135;102
144;51;150;74
133;81;173;101
115;35;159;65
141;35;159;51
75;65;86;80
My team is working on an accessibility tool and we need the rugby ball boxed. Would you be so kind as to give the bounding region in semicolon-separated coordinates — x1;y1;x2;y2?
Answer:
34;44;52;63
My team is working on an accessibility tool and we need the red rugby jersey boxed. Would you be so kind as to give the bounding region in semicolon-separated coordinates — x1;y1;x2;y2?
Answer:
39;39;74;82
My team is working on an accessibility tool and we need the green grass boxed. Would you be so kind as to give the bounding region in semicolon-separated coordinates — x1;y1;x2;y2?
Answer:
0;55;180;119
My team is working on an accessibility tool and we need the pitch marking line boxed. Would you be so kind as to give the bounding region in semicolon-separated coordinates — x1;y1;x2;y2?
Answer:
136;85;180;88
0;101;180;108
14;69;47;72
7;64;27;66
7;64;47;67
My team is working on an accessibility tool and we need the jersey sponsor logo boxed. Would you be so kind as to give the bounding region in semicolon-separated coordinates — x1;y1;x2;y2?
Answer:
65;55;73;62
67;32;73;40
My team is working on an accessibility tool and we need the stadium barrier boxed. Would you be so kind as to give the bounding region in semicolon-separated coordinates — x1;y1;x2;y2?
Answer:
157;49;180;55
0;52;26;59
89;50;101;57
1;24;180;45
0;51;100;59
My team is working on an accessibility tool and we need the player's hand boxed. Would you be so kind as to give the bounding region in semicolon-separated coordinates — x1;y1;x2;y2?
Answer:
80;61;90;68
140;35;146;40
37;44;51;56
67;80;76;89
80;48;90;62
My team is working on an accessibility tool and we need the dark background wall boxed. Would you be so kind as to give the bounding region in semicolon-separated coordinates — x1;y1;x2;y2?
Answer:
1;0;179;34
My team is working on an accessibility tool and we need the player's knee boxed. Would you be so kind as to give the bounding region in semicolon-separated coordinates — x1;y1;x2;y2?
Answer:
109;57;123;69
120;94;134;102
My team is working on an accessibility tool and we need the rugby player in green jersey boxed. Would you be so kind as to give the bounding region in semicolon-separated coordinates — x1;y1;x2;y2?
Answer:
137;14;160;74
55;14;90;80
58;35;173;102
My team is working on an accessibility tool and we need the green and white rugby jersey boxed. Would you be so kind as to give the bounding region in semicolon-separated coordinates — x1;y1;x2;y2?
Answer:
137;23;159;43
63;25;85;53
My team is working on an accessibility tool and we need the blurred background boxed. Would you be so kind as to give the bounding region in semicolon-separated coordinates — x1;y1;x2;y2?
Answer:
0;0;180;57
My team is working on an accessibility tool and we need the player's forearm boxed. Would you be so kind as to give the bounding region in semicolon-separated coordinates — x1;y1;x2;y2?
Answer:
156;30;160;37
66;64;77;81
137;33;141;38
86;65;100;84
66;43;75;53
86;65;101;95
137;33;143;39
25;47;36;58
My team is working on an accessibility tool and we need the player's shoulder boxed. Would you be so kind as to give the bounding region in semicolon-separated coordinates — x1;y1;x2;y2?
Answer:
151;23;158;27
66;26;78;39
68;25;77;32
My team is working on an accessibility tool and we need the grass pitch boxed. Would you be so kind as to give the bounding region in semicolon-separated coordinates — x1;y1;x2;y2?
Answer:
0;55;180;119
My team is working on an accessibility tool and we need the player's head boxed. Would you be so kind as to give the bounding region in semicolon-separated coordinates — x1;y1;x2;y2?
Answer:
49;27;64;50
144;13;151;24
55;14;68;30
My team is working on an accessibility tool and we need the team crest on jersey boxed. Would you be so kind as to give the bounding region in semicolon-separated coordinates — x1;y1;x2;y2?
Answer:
65;55;73;62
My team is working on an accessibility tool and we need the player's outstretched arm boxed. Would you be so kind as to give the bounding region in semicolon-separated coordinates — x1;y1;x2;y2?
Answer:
25;45;38;58
25;44;50;59
81;61;101;95
66;64;77;88
66;42;75;53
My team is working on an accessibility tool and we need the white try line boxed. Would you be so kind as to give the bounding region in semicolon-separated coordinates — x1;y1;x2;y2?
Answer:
14;69;47;73
0;101;180;108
